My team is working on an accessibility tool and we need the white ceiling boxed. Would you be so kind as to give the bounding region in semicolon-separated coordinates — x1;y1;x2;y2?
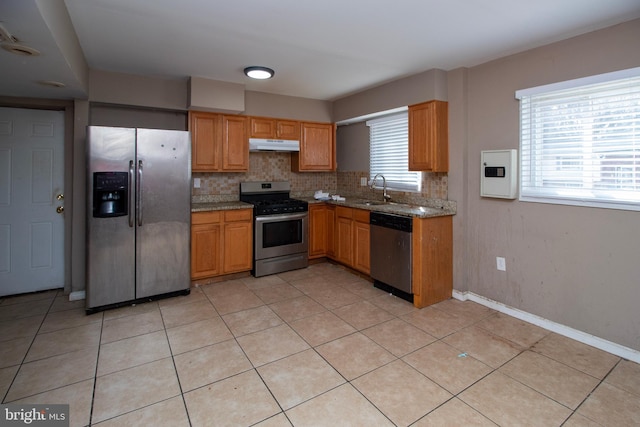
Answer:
1;0;640;101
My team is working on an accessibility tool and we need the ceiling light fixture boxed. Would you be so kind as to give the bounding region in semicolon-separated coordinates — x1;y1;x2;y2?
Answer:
1;43;40;56
37;80;66;88
244;66;274;80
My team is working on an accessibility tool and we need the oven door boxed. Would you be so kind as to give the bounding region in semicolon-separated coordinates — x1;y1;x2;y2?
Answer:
255;212;308;260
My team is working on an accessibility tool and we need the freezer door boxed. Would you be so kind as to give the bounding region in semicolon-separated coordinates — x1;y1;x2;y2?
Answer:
86;126;136;309
135;129;191;298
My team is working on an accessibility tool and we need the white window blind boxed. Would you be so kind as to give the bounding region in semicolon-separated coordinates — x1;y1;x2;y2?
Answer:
516;68;640;211
367;112;421;192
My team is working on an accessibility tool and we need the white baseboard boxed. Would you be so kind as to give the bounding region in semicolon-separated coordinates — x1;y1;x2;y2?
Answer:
452;289;640;364
68;291;85;301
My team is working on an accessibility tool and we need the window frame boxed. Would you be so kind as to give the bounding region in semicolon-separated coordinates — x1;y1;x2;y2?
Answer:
367;111;421;193
516;67;640;212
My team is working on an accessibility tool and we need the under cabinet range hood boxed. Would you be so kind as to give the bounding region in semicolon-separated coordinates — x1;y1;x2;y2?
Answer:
249;138;300;152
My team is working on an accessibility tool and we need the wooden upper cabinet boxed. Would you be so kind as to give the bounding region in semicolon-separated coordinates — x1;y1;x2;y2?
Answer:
408;100;448;172
222;115;248;171
250;117;300;140
189;111;248;172
292;122;336;172
190;111;221;171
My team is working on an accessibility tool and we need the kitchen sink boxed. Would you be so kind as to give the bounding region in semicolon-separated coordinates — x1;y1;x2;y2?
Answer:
357;200;387;206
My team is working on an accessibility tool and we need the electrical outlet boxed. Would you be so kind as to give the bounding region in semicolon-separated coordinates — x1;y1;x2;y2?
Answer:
193;178;201;188
496;257;506;271
360;177;367;186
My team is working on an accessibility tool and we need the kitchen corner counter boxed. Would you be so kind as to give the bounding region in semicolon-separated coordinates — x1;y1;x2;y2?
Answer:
191;201;253;212
302;197;456;219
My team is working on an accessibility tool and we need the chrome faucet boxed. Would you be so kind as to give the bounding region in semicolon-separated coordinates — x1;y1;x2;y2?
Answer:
370;174;391;202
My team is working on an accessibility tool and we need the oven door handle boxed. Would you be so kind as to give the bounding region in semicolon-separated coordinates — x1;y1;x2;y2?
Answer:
255;212;308;223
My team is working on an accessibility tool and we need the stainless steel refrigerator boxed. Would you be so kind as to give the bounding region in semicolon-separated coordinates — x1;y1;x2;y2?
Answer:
86;126;191;313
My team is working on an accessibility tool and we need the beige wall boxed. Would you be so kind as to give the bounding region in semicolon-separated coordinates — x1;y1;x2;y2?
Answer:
450;19;640;351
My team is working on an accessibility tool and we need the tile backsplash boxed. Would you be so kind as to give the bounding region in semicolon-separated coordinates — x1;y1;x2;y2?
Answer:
191;152;448;204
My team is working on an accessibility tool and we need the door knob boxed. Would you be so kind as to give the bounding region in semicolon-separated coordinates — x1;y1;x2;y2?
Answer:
56;206;64;214
56;194;64;200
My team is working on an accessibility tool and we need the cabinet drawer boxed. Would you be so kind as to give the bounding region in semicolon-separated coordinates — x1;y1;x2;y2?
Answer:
336;206;352;219
224;209;252;222
192;211;221;225
353;208;369;223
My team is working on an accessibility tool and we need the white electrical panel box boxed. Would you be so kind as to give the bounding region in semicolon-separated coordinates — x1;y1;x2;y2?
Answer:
481;149;517;199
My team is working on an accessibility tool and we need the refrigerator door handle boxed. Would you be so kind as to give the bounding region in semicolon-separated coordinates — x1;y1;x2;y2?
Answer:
128;160;134;227
137;160;143;226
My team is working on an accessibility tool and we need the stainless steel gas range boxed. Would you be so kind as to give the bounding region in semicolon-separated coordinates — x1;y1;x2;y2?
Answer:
240;181;309;277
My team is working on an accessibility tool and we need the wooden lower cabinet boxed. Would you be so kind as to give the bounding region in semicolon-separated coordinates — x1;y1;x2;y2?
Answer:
352;209;370;275
309;204;329;258
191;209;252;280
331;206;369;274
412;215;453;308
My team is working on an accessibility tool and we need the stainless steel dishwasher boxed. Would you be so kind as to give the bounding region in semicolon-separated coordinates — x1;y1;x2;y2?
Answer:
370;211;413;303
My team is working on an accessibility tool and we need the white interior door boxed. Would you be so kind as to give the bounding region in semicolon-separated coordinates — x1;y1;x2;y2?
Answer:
0;107;65;296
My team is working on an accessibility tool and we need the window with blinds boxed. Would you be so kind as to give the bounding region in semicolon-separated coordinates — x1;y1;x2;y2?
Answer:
516;67;640;211
367;112;421;192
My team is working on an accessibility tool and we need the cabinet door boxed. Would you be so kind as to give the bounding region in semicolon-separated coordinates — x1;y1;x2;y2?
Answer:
326;205;335;258
250;117;275;139
222;115;248;171
191;223;221;279
352;209;370;274
308;204;328;258
408;100;448;172
412;215;452;308
190;111;221;171
276;120;300;140
223;221;252;273
292;122;335;171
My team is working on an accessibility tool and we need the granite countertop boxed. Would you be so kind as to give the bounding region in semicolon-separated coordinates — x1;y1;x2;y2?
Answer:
191;201;253;212
299;197;456;219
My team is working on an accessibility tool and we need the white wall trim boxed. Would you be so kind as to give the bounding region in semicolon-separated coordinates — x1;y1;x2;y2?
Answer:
68;291;85;301
452;289;640;364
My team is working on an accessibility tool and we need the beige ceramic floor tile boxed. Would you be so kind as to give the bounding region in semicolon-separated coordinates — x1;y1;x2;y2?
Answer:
605;359;640;396
476;312;550;348
285;383;394;427
402;306;470;338
403;341;493;395
276;266;317;282
316;332;395;380
431;299;495;322
289;275;336;294
160;299;218;329
101;309;164;344
562;412;602;427
577;381;640;425
253;413;292;427
222;305;283;336
92;358;180;423
307;286;362;310
332;300;395;330
363;318;436;357
499;350;600;409
5;347;98;402
184;370;280;427
253;284;303;304
12;379;94;427
368;292;420;316
289;311;356;347
157;286;208;308
442;325;522;368
0;315;44;342
268;296;326;323
0;336;32;368
0;290;58;306
25;322;101;362
257;349;345;410
93;396;190;427
101;300;159;321
49;295;86;313
97;330;171;376
201;279;251;299
531;332;620;379
208;288;265;315
166;316;233;355
39;307;103;333
412;398;498;426
0;299;51;322
0;365;20;401
242;274;287;290
353;359;452;426
174;339;252;392
237;324;310;367
459;371;572;426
